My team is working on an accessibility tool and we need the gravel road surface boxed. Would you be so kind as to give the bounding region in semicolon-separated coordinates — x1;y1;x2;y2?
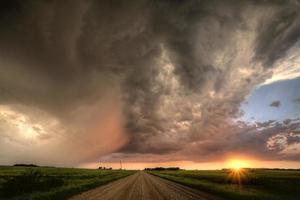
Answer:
69;171;222;200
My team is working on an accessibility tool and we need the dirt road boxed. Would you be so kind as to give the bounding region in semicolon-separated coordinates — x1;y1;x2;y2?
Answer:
69;171;222;200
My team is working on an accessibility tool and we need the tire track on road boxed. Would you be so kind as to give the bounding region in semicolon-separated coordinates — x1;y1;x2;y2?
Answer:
69;171;223;200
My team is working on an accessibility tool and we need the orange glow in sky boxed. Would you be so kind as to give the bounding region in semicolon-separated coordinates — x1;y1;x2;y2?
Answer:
226;159;251;170
79;158;300;170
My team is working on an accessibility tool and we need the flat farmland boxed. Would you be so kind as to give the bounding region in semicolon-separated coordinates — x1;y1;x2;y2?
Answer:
1;167;300;200
149;169;300;200
0;166;134;200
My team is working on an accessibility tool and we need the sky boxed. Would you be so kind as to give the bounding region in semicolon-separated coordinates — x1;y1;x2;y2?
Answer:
0;0;300;169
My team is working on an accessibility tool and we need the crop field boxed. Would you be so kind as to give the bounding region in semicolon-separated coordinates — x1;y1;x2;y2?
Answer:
0;166;135;200
149;169;300;200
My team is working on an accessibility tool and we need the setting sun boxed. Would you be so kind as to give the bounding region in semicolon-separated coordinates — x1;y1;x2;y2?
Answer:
225;159;251;184
227;159;250;170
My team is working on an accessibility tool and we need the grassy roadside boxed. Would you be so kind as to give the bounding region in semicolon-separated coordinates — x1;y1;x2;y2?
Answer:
148;169;300;200
0;166;135;200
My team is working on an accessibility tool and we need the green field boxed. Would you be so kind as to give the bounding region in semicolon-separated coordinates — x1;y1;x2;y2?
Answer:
0;166;135;200
148;169;300;200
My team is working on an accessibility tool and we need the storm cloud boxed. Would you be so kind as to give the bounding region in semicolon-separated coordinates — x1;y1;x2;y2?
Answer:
0;0;300;166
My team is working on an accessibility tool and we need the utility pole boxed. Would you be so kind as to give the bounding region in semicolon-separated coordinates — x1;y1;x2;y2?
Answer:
120;160;122;170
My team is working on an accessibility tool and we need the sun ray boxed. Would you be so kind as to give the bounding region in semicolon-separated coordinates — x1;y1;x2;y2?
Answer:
226;159;251;184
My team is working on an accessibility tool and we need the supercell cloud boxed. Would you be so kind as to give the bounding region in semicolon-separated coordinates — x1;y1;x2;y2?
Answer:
0;0;300;166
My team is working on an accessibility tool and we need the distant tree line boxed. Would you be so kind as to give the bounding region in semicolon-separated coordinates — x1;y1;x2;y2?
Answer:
144;167;180;171
14;164;39;167
98;166;112;170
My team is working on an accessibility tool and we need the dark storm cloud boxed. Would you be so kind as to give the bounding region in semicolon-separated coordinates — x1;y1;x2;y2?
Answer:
0;0;300;165
98;118;300;163
254;0;300;67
